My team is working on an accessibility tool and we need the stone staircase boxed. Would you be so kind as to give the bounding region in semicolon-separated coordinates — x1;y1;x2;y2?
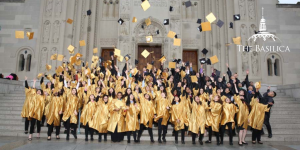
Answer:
0;85;300;142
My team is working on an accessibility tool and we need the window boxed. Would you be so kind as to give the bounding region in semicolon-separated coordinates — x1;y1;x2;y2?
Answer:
267;58;272;76
26;54;31;71
18;54;25;71
274;59;280;76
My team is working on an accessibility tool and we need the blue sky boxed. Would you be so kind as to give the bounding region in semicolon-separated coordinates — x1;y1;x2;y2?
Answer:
279;0;299;4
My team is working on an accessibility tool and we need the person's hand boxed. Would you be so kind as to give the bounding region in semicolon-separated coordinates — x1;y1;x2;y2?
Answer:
233;79;236;84
74;110;78;115
209;95;212;101
154;115;157;118
268;102;274;105
166;106;170;110
226;63;229;68
111;55;114;60
268;86;271;90
33;78;37;82
175;68;180;72
177;119;181;123
251;91;255;94
59;111;62;115
246;70;249;75
190;63;192;67
240;96;244;99
182;62;185;66
98;93;102;96
223;73;226;77
78;78;82;82
25;76;28;80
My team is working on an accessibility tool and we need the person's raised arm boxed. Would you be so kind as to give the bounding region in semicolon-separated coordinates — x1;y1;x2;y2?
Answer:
226;63;232;77
32;78;36;89
40;75;44;85
25;76;29;89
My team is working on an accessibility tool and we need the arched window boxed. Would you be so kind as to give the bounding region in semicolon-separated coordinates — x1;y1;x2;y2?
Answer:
274;59;280;76
26;54;32;71
19;54;25;71
267;58;272;76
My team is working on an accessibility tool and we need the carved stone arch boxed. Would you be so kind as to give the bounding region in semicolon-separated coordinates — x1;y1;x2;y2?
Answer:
15;47;34;73
43;20;51;43
263;52;285;63
13;46;35;58
52;20;60;43
133;17;167;38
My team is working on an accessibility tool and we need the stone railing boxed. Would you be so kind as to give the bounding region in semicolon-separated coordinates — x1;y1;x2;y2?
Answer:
0;79;23;94
277;84;300;99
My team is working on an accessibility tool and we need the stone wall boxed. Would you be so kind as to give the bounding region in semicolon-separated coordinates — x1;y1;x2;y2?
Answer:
277;83;300;99
0;79;23;94
0;0;42;79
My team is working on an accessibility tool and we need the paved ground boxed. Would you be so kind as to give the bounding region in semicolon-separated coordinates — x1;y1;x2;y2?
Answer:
0;136;299;150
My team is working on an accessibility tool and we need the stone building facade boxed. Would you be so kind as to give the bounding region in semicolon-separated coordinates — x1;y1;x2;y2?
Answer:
0;0;299;85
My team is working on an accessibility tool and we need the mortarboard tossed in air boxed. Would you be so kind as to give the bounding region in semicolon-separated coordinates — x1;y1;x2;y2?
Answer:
68;45;75;54
57;54;64;61
201;22;211;31
169;6;173;12
117;55;124;62
67;18;73;24
185;1;192;8
201;48;208;55
114;48;121;56
199;58;206;64
141;0;151;11
146;36;153;43
27;32;34;40
173;38;181;46
79;40;86;46
210;55;219;64
141;24;145;29
156;30;160;35
141;49;150;58
51;54;58;60
93;48;98;54
147;64;153;70
145;18;151;26
185;61;190;66
118;18;124;25
234;14;241;21
197;25;202;32
15;31;24;39
159;56;166;63
216;19;224;28
87;10;92;16
132;17;137;23
233;37;241;45
197;19;202;24
174;34;178;38
163;19;169;25
37;73;43;79
135;59;139;65
206;13;217;23
125;54;131;61
46;64;52;71
176;59;181;64
169;62;176;69
167;31;176;38
191;76;197;83
230;22;233;29
206;58;211;65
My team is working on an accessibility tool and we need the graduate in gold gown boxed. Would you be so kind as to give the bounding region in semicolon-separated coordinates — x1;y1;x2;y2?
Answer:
46;88;63;140
90;95;110;142
107;92;126;142
21;76;33;134
124;94;140;143
154;92;171;143
28;78;45;141
248;97;272;144
80;94;97;141
137;93;156;143
220;97;239;145
170;96;189;144
189;95;209;145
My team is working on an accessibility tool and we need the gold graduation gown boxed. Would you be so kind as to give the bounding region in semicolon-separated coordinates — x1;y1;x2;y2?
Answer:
107;99;126;133
235;95;249;129
248;98;270;130
29;92;45;121
90;100;110;133
154;97;171;125
46;96;63;126
221;103;238;125
125;103;141;131
170;102;189;131
80;101;97;125
21;87;32;118
62;93;79;124
44;94;52;116
210;101;223;132
139;94;156;128
189;101;209;134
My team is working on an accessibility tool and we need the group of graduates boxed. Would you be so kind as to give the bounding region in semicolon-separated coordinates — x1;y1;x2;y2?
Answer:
21;54;276;146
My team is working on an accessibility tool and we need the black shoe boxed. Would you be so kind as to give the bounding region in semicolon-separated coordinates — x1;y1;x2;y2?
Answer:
72;132;77;139
172;133;175;136
85;138;88;141
66;135;69;141
200;141;203;145
181;141;185;144
239;142;243;146
230;142;233;145
258;141;263;144
47;137;51;141
205;140;211;143
175;140;178;144
91;138;94;141
261;131;265;135
232;132;236;136
98;138;101;142
163;138;166;142
268;134;272;138
158;139;162;143
127;140;130;143
104;138;107;141
64;130;67;134
24;131;28;134
134;140;139;143
192;141;196;144
220;141;223;144
242;142;248;145
217;142;220;145
41;124;44;127
151;139;155;143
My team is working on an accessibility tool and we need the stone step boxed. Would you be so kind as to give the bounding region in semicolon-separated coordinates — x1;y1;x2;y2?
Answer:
272;110;300;115
272;107;300;111
10;91;25;94
0;106;22;111
272;104;300;108
0;97;25;100
270;115;300;119
4;94;26;97
273;97;296;101
273;100;299;104
0;110;21;115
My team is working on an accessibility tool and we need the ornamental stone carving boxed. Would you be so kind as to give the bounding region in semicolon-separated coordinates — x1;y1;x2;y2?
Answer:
251;51;259;76
241;24;247;46
54;0;62;17
248;0;256;20
52;20;60;43
39;48;48;72
43;20;51;43
45;0;53;17
120;0;131;14
241;51;249;74
239;0;246;20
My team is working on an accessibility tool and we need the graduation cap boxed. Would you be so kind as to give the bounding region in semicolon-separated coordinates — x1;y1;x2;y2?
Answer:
215;69;221;77
93;48;98;54
141;0;151;11
173;38;181;46
67;18;73;24
230;22;233;29
244;46;251;52
135;59;139;65
199;58;206;64
141;49;150;58
201;22;211;31
15;31;24;39
125;54;131;61
216;19;224;28
206;59;211;65
234;14;241;21
163;19;169;25
185;1;192;8
197;19;202;24
206;13;217;23
132;17;137;23
156;30;160;35
79;40;86;46
185;61;189;66
26;32;34;40
210;55;219;64
145;18;151;26
146;36;153;43
118;18;124;25
201;48;208;55
46;64;52;71
87;10;92;16
233;37;241;45
169;6;173;11
176;59;181;64
167;31;176;38
254;30;259;34
174;34;178;38
110;51;114;56
159;56;166;63
197;25;202;32
169;62;176;68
